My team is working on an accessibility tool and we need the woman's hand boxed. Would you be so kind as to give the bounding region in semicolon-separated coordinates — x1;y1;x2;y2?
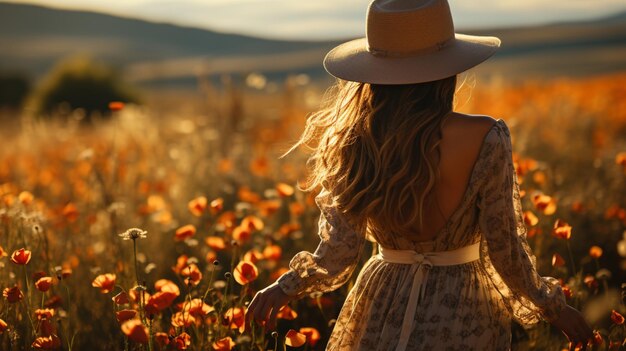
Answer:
245;281;295;331
550;305;594;350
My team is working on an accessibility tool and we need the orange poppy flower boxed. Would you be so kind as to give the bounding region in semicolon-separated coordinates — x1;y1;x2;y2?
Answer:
242;215;264;231
172;254;189;275
206;236;227;251
551;253;565;267
108;101;125;111
3;286;23;303
62;202;79;222
188;196;208;217
212;336;235;351
31;335;61;349
0;318;7;333
34;309;54;321
589;246;603;259
35;277;53;292
584;275;599;289
285;329;307;347
173;332;191;350
222;307;245;332
0;246;7;257
232;226;251;243
91;273;116;294
238;186;261;204
616;152;626;167
523;211;538;227
210;197;224;214
552;219;572;240
171;312;196;328
121;319;149;343
175;224;196;241
299;327;321;347
276;305;298;320
147;291;178;312
276;183;295;197
182;298;214;317
18;191;34;205
257;200;281;216
155;332;170;347
155;279;180;295
243;249;264;263
611;310;624;325
531;194;557;215
233;261;258;285
10;248;31;265
591;331;603;346
112;291;130;305
562;286;573;299
278;223;301;237
263;244;282;261
181;264;202;286
116;309;137;324
289;202;305;216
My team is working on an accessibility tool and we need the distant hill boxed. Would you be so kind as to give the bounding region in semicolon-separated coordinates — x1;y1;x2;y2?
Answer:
0;2;625;89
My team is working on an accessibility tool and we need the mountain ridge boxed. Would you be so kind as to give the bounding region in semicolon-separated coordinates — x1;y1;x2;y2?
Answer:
1;2;625;87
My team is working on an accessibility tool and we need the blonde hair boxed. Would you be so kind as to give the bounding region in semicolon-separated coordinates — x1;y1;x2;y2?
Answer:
289;76;457;236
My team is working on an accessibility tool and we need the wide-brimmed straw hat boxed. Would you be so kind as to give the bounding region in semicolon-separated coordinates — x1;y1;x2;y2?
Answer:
323;0;501;85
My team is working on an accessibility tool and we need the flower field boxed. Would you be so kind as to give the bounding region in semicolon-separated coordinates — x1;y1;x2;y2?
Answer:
0;72;625;350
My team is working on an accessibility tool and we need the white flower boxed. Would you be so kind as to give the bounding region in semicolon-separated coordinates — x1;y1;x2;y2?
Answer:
118;228;147;240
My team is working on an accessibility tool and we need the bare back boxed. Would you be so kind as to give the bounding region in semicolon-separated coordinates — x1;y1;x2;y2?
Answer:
410;112;497;242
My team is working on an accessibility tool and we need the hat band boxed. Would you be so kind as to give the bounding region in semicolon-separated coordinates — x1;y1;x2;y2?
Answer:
367;36;454;58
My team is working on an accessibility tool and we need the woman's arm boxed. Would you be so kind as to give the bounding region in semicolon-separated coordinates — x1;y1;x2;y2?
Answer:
246;188;366;330
477;121;593;347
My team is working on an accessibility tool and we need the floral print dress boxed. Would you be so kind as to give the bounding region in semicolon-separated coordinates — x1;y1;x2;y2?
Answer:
276;119;566;350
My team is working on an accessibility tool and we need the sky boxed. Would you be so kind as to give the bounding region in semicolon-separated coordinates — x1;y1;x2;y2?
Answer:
4;0;626;40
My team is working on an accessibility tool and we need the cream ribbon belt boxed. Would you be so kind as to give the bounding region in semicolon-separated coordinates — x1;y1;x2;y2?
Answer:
377;242;481;351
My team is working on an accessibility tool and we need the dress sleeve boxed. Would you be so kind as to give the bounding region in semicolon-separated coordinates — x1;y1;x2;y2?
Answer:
477;120;566;326
276;188;366;298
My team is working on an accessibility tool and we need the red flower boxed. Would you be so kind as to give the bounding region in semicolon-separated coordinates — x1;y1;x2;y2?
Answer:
32;335;61;349
35;277;54;292
589;246;603;259
92;273;116;294
181;264;202;286
222;307;245;332
188;196;208;217
552;219;572;240
611;310;624;325
112;291;130;305
10;248;31;265
116;309;137;324
233;261;258;285
175;224;196;241
173;332;191;350
3;286;24;303
299;327;321;347
108;101;125;111
121;319;149;343
212;336;235;351
285;329;307;347
551;253;565;267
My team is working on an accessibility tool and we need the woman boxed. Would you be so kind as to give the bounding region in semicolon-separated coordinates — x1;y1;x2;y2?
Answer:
245;0;594;350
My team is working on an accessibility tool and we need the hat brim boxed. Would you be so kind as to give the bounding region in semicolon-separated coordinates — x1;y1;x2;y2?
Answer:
323;33;501;84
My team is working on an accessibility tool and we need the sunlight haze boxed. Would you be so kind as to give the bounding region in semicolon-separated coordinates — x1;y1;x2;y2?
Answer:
2;0;625;40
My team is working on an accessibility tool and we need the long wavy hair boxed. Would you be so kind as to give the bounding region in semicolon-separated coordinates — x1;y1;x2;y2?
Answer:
289;75;458;237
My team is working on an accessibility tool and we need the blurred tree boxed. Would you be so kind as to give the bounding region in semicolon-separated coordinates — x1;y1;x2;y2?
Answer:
28;56;139;120
0;73;30;109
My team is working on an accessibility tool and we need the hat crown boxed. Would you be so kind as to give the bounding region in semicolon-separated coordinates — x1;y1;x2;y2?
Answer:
366;0;455;57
